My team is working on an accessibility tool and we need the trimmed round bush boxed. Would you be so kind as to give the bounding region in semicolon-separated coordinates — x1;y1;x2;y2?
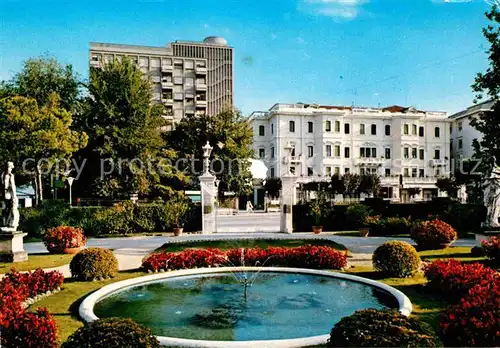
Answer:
411;219;457;250
327;308;441;347
62;317;161;348
69;248;118;280
373;241;421;277
43;225;86;254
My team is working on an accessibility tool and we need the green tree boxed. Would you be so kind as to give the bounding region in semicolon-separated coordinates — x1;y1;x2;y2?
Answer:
75;57;184;199
1;56;80;112
470;4;500;172
0;94;88;204
436;177;459;198
166;107;253;199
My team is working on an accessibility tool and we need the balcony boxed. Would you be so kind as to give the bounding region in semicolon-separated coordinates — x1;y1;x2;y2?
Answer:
161;98;173;104
90;60;100;68
161;65;173;72
353;157;385;166
196;82;207;90
174;93;184;101
195;65;207;74
429;159;448;167
380;176;399;186
161;81;173;89
282;155;303;164
185;107;195;115
196;99;207;107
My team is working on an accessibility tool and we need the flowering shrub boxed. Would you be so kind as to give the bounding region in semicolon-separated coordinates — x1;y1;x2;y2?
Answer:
482;236;500;260
411;219;457;250
372;241;421;278
43;225;86;253
424;259;499;302
327;308;441;347
0;269;62;347
142;245;347;272
70;247;118;280
439;278;500;347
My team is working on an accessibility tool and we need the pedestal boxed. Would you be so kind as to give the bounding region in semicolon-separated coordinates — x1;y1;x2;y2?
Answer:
280;175;296;234
0;231;28;262
200;173;217;234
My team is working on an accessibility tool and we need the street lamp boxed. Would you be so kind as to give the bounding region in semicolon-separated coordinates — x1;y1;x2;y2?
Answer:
202;141;213;174
284;141;294;175
66;177;75;207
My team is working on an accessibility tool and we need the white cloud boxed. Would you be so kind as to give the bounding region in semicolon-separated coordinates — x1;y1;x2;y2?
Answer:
300;0;369;19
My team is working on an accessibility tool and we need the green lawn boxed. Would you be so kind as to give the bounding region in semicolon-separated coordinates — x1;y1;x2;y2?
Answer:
154;238;348;253
0;253;74;273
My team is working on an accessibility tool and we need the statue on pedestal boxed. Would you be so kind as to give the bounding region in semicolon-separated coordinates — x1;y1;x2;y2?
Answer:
483;160;500;228
1;162;19;231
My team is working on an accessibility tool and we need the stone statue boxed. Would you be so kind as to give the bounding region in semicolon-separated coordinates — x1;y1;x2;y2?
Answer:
483;160;500;228
1;162;19;231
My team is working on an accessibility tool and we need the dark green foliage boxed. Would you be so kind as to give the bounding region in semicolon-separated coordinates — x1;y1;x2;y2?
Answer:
264;177;282;198
327;308;441;347
345;204;373;229
373;241;421;278
62;317;161;348
69;248;118;280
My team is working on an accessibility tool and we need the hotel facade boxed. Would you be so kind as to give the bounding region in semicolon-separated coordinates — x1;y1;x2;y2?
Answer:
252;103;452;202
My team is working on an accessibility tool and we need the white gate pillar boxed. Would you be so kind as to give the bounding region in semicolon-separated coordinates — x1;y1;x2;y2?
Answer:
280;174;296;234
200;174;216;234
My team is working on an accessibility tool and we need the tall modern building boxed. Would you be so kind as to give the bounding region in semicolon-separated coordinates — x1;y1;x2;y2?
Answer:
89;36;233;127
251;103;451;202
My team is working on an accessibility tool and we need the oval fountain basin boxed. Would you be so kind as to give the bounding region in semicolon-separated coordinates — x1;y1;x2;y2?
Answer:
81;268;412;347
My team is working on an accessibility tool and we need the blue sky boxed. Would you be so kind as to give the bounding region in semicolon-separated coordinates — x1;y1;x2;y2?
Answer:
0;0;495;115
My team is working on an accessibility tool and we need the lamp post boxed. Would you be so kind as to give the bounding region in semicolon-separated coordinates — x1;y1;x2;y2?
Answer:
202;141;213;175
284;141;294;175
66;177;75;207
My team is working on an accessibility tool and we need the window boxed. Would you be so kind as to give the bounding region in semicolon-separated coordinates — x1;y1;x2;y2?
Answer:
458;139;463;149
334;167;340;175
326;145;332;157
344;168;350;174
325;167;332;176
412;124;417;135
289;121;295;132
344;123;350;134
404;124;409;135
385;125;391;136
360;124;365;135
360;147;376;158
326;121;331;132
385;148;391;159
419;169;425;178
436;168;441;176
271;124;274;134
259;148;265;159
290;166;296;175
412;168;417;178
271;147;275;158
371;124;377;135
403;147;409;159
404;168;409;177
334;145;341;157
308;145;314;158
360;168;365;175
259;125;265;136
308;121;313;133
434;149;440;159
270;167;275;177
419;126;424;137
307;167;314;176
372;147;377;157
344;147;350;158
412;148;417;159
385;168;391;177
419;149;425;160
458;122;463;131
335;121;340;132
435;127;440;138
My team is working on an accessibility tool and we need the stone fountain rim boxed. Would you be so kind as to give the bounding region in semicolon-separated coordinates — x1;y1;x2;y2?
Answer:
79;267;412;348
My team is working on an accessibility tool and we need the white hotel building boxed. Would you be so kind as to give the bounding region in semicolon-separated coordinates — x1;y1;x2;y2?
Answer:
251;103;451;202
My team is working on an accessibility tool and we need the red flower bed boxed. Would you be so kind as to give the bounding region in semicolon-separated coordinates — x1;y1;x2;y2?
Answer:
43;225;86;253
142;245;347;272
424;259;498;302
440;277;500;347
411;219;457;250
0;269;62;347
482;236;500;260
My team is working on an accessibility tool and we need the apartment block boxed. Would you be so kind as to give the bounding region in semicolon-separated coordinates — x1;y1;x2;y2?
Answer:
252;103;451;202
89;36;233;127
